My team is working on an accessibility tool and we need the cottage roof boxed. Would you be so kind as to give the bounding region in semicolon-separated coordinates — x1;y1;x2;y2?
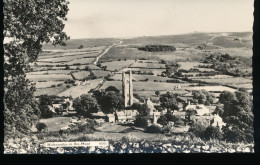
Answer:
173;111;186;116
106;114;115;118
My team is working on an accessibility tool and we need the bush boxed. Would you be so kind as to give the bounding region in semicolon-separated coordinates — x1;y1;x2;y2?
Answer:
135;116;149;128
51;84;56;87
57;83;63;87
39;105;54;118
203;126;223;140
145;124;162;133
66;85;71;88
36;123;48;132
78;45;84;49
188;122;207;137
157;115;167;126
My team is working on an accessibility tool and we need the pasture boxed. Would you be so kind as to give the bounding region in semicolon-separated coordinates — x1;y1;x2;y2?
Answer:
177;61;212;70
65;58;95;65
38;52;99;63
185;85;237;93
26;74;73;82
57;79;103;98
130;62;166;69
34;81;65;89
100;81;194;91
34;86;68;96
71;71;90;80
100;60;136;71
110;73;173;82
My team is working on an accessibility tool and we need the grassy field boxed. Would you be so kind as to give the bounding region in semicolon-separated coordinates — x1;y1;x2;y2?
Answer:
185;85;237;93
34;81;65;89
100;81;194;91
38;53;99;63
177;61;212;70
194;77;252;85
57;79;103;98
38;117;72;132
27;70;72;75
130;63;166;69
121;68;165;76
65;58;96;65
26;74;73;82
34;85;69;96
110;73;173;82
134;90;189;98
100;60;136;71
71;71;90;80
42;38;120;50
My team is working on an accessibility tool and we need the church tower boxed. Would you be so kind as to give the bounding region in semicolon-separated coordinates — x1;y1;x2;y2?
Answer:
122;69;133;107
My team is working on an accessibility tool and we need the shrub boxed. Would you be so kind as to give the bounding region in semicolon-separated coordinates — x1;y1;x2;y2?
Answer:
51;84;56;87
66;85;71;88
36;123;48;132
65;65;70;70
157;115;167;126
39;105;54;118
135;116;149;128
78;45;84;49
57;83;63;87
188;122;207;137
203;126;223;140
145;124;162;133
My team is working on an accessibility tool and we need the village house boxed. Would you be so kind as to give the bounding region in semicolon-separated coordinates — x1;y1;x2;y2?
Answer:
106;114;116;123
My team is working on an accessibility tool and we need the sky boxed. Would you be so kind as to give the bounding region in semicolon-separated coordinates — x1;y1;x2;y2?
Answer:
64;0;254;39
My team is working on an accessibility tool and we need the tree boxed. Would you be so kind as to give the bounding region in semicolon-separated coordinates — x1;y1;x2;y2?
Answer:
219;90;253;143
78;45;84;49
159;91;179;112
135;116;149;128
73;94;99;117
36;123;48;132
212;106;224;115
157;115;168;126
145;124;162;133
39;105;54;118
39;95;53;106
100;91;124;114
155;90;160;96
105;86;120;93
137;104;151;116
203;126;223;140
4;0;70;136
192;90;214;104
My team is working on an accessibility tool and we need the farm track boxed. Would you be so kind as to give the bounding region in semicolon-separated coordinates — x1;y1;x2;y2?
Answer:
93;44;114;65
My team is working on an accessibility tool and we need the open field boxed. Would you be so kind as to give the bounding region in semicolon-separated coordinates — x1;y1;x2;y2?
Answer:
71;71;90;80
38;52;100;63
34;81;65;89
177;61;212;70
100;60;136;71
26;74;73;82
185;85;237;93
38;117;72;132
100;81;195;91
42;38;120;50
193;77;252;85
121;68;165;76
92;70;112;78
65;58;96;65
99;46;160;62
110;73;174;82
57;79;103;98
130;62;166;69
34;86;69;96
27;70;72;75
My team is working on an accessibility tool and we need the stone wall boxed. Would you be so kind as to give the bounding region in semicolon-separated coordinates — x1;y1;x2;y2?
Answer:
4;138;254;154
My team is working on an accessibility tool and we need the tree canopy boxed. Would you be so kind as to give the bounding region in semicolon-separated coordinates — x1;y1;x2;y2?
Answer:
219;90;253;143
159;91;179;112
73;94;99;117
4;0;70;136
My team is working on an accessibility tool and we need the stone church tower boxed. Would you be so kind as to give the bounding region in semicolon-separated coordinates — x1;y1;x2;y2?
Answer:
122;69;133;107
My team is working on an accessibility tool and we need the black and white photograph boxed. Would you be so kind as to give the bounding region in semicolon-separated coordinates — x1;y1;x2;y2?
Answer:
3;0;255;154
